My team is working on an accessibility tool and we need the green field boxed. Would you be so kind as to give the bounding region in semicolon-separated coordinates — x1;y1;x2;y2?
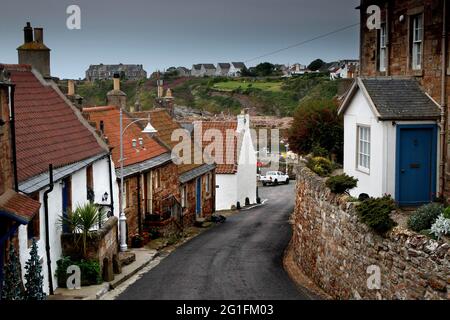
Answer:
212;80;283;92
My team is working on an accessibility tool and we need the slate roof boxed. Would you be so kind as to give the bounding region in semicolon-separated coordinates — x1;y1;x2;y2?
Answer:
0;189;41;224
217;63;231;69
203;64;216;70
231;62;246;69
4;64;108;183
82;106;169;170
339;77;441;121
179;164;216;184
192;64;202;70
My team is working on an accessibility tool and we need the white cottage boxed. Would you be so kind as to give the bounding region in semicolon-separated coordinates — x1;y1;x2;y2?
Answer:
7;65;118;294
339;77;442;206
198;112;257;211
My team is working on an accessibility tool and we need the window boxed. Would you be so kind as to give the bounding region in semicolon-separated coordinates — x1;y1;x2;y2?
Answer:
411;14;423;70
153;169;160;189
379;23;387;72
180;185;187;208
205;174;211;194
357;126;371;172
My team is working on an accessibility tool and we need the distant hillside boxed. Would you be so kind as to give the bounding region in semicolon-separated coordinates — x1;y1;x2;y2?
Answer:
61;73;341;117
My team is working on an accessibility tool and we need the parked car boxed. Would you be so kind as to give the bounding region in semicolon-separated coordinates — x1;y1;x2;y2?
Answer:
260;171;289;186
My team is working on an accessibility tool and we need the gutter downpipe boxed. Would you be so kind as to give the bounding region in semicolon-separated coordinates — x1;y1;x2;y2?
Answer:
385;1;390;76
440;0;448;199
43;164;54;295
7;84;19;192
107;150;114;216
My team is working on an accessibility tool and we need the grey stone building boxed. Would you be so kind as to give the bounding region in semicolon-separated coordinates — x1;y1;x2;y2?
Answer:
85;64;147;81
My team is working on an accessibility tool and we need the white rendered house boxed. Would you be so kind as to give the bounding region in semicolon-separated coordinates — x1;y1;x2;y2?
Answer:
339;77;441;206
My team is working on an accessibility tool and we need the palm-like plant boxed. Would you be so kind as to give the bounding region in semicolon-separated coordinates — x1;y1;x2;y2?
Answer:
59;203;107;258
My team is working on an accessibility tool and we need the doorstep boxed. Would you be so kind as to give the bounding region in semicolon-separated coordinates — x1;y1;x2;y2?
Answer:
50;248;158;300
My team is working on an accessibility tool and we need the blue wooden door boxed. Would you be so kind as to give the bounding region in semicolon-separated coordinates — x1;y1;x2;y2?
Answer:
196;177;202;216
397;126;437;206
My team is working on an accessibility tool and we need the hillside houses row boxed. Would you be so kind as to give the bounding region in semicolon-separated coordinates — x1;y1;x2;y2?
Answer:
190;62;247;77
0;23;257;297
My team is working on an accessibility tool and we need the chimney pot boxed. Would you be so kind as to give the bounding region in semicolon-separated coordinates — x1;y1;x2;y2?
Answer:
34;28;43;43
23;22;33;43
113;73;120;91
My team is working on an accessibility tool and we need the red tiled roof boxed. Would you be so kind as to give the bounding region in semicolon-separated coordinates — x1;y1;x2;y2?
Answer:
4;64;107;183
82;106;169;168
133;109;207;175
198;121;238;174
0;189;41;224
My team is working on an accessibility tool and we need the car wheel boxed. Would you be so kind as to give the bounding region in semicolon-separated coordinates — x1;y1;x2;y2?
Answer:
285;178;289;184
262;182;267;186
274;179;278;185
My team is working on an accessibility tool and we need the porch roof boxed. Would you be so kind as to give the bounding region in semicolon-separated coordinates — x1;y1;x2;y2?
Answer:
117;152;172;178
338;77;441;121
179;163;216;184
0;189;41;225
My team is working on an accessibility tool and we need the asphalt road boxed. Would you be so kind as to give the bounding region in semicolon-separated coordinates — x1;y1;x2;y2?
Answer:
117;182;315;300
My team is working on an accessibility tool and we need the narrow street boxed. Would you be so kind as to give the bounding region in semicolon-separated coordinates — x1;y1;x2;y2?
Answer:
117;183;316;300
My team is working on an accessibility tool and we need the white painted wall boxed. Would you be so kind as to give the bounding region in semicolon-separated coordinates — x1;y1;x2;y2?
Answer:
344;90;386;198
17;156;118;294
215;174;237;211
344;89;440;200
236;123;257;207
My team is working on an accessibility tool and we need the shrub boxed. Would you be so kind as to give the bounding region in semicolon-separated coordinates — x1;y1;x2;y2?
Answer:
407;203;443;232
312;144;329;158
430;215;450;240
288;98;343;162
56;257;102;288
443;207;450;219
326;174;358;194
356;196;397;234
307;157;334;177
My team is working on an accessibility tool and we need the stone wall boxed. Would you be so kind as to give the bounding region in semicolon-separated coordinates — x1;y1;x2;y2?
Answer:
290;163;449;300
61;216;119;281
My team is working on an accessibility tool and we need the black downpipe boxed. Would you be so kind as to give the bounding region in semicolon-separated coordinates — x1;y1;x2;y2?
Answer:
8;85;19;192
137;174;142;235
43;164;54;295
107;151;114;216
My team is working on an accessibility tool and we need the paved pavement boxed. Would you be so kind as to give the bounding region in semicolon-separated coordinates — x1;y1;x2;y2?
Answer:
117;182;316;300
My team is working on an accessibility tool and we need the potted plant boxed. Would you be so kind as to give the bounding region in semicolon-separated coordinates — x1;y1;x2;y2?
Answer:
131;234;144;248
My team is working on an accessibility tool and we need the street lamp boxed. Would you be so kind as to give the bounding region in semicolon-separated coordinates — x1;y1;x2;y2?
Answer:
119;108;157;252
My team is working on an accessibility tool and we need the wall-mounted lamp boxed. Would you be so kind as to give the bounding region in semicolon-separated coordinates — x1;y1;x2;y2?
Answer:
102;192;109;202
132;139;137;148
139;137;144;147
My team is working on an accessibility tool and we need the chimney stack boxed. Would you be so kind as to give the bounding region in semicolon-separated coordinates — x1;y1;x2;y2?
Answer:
107;73;127;109
68;80;75;96
18;22;51;78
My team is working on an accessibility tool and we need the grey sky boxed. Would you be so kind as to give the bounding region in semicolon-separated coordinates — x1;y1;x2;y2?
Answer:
0;0;361;79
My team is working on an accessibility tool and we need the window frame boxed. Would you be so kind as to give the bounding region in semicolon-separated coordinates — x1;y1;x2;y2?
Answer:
356;125;371;174
410;13;423;71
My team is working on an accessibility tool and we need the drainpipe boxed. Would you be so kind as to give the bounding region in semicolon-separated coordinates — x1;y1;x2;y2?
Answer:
137;174;142;235
440;0;448;199
107;150;114;216
43;164;54;295
7;84;19;192
385;1;390;76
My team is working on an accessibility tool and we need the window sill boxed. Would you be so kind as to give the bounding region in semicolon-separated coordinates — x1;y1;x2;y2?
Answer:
412;69;424;77
356;167;370;176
